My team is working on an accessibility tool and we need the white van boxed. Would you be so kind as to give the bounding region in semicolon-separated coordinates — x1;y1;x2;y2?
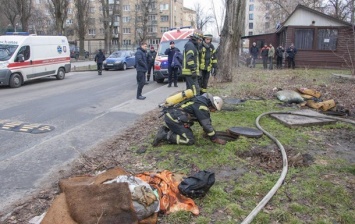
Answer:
0;33;71;88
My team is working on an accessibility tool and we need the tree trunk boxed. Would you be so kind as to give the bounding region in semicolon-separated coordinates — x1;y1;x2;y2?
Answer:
217;0;245;82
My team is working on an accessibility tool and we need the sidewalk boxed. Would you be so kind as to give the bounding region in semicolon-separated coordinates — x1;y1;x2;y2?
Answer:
70;59;97;71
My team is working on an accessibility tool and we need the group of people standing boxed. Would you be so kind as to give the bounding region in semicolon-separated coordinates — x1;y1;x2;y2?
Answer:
249;42;297;69
135;30;219;100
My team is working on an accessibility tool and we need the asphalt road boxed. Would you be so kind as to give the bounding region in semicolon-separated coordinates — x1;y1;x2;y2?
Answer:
0;68;184;217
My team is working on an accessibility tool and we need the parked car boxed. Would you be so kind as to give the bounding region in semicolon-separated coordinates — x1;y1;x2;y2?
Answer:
70;47;89;59
103;50;135;70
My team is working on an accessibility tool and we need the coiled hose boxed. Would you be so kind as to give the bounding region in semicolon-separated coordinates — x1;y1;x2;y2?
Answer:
241;111;355;224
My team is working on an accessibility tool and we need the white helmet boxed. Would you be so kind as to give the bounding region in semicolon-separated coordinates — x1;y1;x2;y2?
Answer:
206;93;223;111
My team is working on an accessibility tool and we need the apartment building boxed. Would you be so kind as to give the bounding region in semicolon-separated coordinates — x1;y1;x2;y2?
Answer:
31;0;195;54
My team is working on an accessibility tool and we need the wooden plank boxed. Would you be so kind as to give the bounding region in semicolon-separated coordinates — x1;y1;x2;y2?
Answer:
270;109;337;127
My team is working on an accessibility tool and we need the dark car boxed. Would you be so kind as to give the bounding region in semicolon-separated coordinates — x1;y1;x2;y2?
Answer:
70;47;89;59
103;51;135;71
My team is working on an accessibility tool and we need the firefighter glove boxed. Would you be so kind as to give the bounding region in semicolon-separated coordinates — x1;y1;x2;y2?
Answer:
212;138;227;145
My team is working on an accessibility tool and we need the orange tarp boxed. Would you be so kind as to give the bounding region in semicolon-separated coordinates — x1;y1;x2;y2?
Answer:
136;170;199;215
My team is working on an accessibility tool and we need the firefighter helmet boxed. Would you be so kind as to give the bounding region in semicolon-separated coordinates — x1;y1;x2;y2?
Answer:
189;29;203;40
203;34;213;39
206;93;224;111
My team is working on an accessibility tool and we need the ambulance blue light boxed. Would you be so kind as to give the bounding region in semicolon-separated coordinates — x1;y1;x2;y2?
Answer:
5;32;30;36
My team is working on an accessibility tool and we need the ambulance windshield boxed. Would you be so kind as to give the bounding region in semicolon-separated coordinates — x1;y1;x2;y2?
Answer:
0;45;18;61
158;39;189;56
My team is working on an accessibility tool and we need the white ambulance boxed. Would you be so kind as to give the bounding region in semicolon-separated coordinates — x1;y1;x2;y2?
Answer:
0;33;71;88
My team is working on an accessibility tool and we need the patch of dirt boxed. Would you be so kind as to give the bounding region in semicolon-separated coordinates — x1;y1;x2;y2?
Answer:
237;147;314;172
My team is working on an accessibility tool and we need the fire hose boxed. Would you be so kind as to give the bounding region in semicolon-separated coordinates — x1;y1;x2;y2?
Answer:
241;111;355;224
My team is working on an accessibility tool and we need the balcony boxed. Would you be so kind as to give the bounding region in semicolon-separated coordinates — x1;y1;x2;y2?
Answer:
112;34;119;38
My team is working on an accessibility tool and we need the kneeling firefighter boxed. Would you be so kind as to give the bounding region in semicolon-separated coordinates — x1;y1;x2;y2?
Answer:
152;93;226;146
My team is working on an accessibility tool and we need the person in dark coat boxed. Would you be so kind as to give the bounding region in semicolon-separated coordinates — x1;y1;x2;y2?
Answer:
170;48;183;87
260;44;269;69
94;49;106;75
135;42;148;100
249;42;259;68
147;46;157;82
286;43;297;69
164;41;180;87
276;46;284;69
152;93;226;146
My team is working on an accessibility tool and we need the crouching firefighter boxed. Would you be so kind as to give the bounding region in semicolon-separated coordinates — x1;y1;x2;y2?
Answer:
152;93;226;146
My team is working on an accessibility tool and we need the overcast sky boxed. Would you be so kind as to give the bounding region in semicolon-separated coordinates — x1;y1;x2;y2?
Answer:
183;0;225;36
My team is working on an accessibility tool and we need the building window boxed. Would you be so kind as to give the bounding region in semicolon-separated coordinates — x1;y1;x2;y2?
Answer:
249;22;253;29
123;5;130;11
148;39;160;45
249;13;253;20
100;28;104;34
318;29;338;50
66;19;73;25
265;13;270;20
161;16;169;22
123;28;131;34
135;4;141;10
148;26;157;33
115;15;120;22
160;27;169;33
150;2;156;10
248;31;253;36
249;4;254;11
250;0;254;2
88;29;95;35
160;4;169;10
67;8;72;14
89;7;95;13
148;15;156;21
123;40;131;45
295;29;314;50
122;17;130;23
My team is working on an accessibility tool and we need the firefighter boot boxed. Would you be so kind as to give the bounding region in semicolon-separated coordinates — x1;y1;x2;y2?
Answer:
152;126;169;146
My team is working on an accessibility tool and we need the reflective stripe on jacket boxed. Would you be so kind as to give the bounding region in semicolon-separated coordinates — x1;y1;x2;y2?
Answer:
199;43;217;72
182;40;199;76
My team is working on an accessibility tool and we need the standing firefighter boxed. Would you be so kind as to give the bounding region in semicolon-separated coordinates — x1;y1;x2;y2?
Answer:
182;30;203;96
199;34;217;95
152;93;227;146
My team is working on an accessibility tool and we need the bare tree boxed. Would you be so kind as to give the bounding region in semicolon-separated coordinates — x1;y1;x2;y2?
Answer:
29;7;50;35
210;0;226;35
0;0;18;32
100;0;119;54
194;2;214;31
218;0;246;82
73;0;90;58
14;0;33;32
47;0;70;35
134;0;155;46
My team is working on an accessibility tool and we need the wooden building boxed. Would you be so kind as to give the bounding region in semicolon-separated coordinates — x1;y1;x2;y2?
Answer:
242;4;355;68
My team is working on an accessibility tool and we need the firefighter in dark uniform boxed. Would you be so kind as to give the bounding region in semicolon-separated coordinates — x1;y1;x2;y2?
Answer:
182;30;203;96
199;33;217;95
152;93;226;146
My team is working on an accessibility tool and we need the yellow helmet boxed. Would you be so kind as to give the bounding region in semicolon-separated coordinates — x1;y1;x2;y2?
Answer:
203;34;213;39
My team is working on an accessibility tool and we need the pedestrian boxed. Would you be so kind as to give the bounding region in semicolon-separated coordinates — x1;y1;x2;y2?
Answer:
276;46;284;69
182;30;203;96
164;41;180;87
94;49;105;75
286;43;297;69
199;33;217;95
147;46;157;82
170;48;183;87
249;42;259;68
260;44;269;70
135;42;148;100
152;93;226;146
268;43;275;70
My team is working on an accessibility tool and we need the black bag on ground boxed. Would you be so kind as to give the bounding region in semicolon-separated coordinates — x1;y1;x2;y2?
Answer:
178;171;215;199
